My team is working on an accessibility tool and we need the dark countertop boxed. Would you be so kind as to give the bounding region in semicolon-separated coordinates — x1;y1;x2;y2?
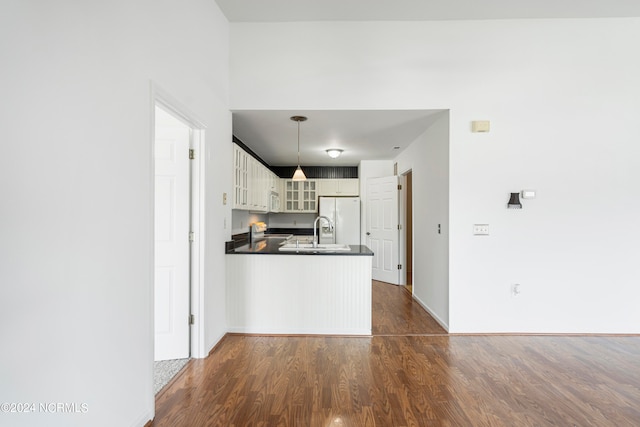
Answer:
228;237;373;256
266;227;314;236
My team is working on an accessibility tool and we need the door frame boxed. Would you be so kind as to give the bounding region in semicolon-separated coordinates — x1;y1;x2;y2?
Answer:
151;83;206;360
398;170;413;291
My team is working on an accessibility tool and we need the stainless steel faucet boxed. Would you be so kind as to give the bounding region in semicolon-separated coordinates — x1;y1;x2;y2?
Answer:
313;215;334;248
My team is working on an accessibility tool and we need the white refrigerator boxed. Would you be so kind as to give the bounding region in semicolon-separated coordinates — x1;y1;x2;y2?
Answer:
318;197;361;245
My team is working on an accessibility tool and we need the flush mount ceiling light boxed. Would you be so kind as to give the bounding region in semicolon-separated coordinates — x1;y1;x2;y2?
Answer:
290;116;307;181
326;148;343;159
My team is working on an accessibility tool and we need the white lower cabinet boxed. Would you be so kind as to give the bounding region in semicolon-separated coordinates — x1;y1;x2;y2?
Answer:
226;254;372;334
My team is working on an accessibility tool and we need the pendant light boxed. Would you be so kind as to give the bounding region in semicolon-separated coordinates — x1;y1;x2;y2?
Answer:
291;116;307;181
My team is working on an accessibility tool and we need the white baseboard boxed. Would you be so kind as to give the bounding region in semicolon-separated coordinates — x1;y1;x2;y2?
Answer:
227;327;371;336
203;330;228;359
412;294;449;332
131;408;154;427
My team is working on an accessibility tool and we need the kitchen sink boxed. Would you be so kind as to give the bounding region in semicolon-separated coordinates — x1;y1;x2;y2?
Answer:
282;235;315;244
278;243;351;252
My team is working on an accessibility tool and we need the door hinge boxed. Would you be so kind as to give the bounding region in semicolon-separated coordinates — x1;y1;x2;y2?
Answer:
189;149;195;160
189;231;194;242
398;264;402;270
397;184;402;190
189;314;195;325
398;224;402;230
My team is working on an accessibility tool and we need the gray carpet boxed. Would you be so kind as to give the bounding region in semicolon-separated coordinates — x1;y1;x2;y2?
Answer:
154;358;190;394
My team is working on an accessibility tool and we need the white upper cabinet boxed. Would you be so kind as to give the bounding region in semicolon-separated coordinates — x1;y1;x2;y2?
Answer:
283;179;317;212
268;171;281;213
233;144;278;212
248;157;261;211
235;143;359;212
268;172;279;194
233;145;249;209
318;179;359;196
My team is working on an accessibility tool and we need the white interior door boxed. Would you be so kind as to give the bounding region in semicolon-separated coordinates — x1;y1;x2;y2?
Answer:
154;106;190;361
367;176;400;284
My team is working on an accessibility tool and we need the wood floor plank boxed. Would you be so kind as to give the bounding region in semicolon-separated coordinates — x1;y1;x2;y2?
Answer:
151;283;640;426
372;280;447;335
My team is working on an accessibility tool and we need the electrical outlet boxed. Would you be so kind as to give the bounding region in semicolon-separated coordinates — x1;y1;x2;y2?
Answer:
473;224;489;235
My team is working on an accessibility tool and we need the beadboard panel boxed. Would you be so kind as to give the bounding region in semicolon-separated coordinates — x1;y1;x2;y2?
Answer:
271;166;358;179
226;255;372;335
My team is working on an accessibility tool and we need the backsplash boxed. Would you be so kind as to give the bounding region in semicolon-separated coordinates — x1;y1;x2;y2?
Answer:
270;166;358;179
267;228;314;236
231;210;316;235
267;212;315;229
231;210;268;236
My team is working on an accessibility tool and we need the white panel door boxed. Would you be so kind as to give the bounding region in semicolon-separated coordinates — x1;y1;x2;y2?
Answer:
367;176;400;284
154;106;190;361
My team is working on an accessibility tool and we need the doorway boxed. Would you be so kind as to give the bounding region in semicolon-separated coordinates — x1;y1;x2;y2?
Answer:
152;86;206;399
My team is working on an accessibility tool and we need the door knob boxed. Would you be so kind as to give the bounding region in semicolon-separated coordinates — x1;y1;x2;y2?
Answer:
366;232;370;235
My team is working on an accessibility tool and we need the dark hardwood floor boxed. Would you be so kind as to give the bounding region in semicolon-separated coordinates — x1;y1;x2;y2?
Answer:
372;280;446;335
151;282;640;426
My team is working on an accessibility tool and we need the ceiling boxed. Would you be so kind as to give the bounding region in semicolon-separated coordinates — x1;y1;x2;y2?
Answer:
223;1;640;167
215;0;640;22
232;110;444;167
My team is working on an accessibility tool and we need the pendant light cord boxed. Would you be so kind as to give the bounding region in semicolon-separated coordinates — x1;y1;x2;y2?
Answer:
290;115;307;180
297;121;301;166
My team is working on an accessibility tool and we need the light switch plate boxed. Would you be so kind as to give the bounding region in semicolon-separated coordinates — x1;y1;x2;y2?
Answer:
473;224;490;235
472;120;490;133
521;190;536;199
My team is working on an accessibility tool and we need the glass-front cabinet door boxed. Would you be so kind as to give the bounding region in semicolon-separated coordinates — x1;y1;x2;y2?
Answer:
233;145;249;209
302;180;317;211
284;179;316;212
285;180;300;211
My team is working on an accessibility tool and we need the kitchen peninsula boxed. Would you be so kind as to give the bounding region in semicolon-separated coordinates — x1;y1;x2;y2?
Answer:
226;237;373;335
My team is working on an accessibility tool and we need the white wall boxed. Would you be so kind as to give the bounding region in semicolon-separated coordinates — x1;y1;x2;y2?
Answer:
395;112;450;329
230;18;640;333
0;1;229;426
